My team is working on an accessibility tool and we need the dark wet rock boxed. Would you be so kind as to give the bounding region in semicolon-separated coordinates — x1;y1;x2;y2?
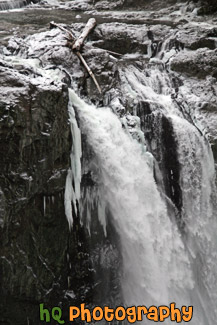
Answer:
175;75;217;171
136;107;183;224
170;48;217;78
0;60;94;324
119;0;217;12
0;25;122;324
91;23;150;55
195;0;217;14
119;0;185;10
176;24;217;50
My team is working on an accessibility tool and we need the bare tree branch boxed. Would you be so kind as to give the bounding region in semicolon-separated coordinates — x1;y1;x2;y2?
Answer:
76;51;102;94
50;19;102;94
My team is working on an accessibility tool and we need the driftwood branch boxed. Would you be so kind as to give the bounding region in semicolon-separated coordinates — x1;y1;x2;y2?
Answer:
76;52;101;94
72;18;96;51
50;21;74;41
50;19;101;94
96;48;122;57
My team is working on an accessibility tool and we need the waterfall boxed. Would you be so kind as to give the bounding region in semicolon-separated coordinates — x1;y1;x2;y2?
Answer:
13;25;215;324
0;0;30;10
172;115;217;323
10;45;215;323
67;87;217;324
117;64;217;323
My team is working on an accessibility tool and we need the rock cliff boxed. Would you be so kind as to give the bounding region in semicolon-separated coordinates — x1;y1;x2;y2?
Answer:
0;0;216;323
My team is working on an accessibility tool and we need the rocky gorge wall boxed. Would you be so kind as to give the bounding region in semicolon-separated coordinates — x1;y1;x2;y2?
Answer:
0;26;122;324
0;58;91;323
93;0;217;12
0;0;217;323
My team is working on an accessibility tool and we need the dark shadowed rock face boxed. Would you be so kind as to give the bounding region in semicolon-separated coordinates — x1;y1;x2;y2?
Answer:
94;0;217;11
171;49;217;78
0;31;122;323
121;0;182;9
193;0;217;14
0;61;95;324
119;0;217;12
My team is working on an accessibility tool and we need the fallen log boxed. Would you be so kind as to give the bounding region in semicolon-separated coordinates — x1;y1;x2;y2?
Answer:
72;18;96;51
50;19;101;94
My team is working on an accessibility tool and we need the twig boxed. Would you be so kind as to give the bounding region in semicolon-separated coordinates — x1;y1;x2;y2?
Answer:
50;21;74;41
106;49;122;56
50;19;102;94
96;47;122;57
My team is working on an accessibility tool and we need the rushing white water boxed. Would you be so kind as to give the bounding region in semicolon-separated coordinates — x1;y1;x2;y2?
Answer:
0;0;29;10
118;64;217;323
67;88;216;324
172;115;217;323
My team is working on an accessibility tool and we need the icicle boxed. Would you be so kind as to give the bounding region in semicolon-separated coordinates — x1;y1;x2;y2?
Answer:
43;196;46;216
64;89;82;229
79;186;107;236
64;169;76;229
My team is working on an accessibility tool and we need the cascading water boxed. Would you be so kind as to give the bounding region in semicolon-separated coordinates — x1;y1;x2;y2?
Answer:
172;116;217;324
66;86;217;324
3;19;216;324
0;0;30;10
116;63;217;323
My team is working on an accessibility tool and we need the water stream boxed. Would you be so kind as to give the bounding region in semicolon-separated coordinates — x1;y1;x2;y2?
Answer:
66;85;217;324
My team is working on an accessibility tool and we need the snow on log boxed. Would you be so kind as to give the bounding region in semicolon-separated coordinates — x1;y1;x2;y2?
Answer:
49;18;101;94
72;18;96;51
